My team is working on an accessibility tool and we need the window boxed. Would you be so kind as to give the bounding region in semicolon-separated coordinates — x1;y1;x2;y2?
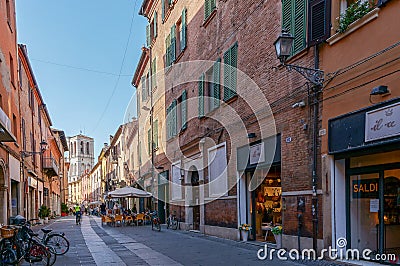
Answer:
9;54;15;87
161;0;174;22
153;120;158;149
22;118;26;151
138;141;142;165
199;59;221;116
18;58;22;88
282;0;306;55
86;142;90;154
223;43;238;101
12;114;17;136
74;142;77;155
141;76;147;102
175;8;187;58
28;86;32;107
165;25;176;67
176;90;187;131
146;11;158;47
167;100;177;139
151;57;157;89
6;0;11;24
208;143;228;197
80;141;84;154
0;94;2;109
204;0;216;20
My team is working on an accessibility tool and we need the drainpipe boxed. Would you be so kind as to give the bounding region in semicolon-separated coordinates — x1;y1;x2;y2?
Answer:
311;45;321;252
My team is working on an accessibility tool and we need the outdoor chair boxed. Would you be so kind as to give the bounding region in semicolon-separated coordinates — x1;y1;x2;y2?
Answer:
114;214;123;226
125;215;134;226
135;213;144;226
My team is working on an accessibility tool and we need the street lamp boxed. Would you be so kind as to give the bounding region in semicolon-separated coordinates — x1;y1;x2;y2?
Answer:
21;140;48;157
274;29;324;86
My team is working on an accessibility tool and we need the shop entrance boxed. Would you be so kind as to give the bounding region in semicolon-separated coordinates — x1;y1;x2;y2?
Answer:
246;165;282;242
191;169;200;231
347;164;400;261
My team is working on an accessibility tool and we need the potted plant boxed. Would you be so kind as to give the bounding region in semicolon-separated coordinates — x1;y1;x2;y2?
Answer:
61;203;68;217
38;205;51;224
239;224;252;241
271;225;283;248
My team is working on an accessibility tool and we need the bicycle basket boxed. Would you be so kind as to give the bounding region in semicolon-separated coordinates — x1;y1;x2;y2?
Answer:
1;226;15;238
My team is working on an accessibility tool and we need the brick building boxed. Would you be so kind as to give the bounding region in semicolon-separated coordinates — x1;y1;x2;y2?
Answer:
133;0;328;250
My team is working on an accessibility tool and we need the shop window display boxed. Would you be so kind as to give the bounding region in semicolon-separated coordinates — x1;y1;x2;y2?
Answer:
255;169;282;242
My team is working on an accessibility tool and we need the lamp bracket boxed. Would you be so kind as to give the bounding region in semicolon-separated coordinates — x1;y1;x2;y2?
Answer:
284;63;324;86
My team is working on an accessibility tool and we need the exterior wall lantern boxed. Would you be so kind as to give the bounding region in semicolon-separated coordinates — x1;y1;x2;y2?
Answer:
274;29;324;86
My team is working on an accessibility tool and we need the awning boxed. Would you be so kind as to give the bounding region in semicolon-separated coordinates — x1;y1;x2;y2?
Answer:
88;201;102;205
107;186;152;198
0;107;16;142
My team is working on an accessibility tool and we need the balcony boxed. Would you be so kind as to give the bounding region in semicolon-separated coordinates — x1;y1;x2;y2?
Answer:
0;107;16;142
43;156;59;176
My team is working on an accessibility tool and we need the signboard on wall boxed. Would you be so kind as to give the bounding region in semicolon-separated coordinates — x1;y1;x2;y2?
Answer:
352;178;379;199
365;102;400;142
250;143;265;165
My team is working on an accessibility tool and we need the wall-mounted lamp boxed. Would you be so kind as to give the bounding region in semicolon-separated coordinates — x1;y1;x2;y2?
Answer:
370;85;389;95
292;100;306;108
274;29;324;86
247;133;256;139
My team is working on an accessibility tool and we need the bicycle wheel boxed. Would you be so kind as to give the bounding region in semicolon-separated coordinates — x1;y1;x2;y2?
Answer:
0;247;17;265
46;246;57;266
45;234;69;255
26;243;50;266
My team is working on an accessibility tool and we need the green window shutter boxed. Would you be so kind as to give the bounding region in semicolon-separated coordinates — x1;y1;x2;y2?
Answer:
153;120;158;148
223;44;237;101
211;0;216;11
181;90;187;130
148;128;151;154
166;105;171;139
169;0;173;5
198;73;205;118
293;0;306;54
141;76;147;102
146;24;151;47
171;25;176;63
172;99;177;136
154;11;158;38
165;34;170;67
162;0;165;21
204;0;210;20
152;58;157;88
282;0;292;34
181;8;187;51
213;58;221;108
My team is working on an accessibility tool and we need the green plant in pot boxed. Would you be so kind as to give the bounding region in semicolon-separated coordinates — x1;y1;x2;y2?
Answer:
61;203;68;216
38;205;51;224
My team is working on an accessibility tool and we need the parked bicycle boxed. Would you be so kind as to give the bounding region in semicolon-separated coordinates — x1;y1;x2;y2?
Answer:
26;219;70;255
0;224;52;266
166;213;178;230
151;211;161;232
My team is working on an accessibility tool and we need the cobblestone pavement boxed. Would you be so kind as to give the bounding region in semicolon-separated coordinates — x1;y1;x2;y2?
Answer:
18;215;371;265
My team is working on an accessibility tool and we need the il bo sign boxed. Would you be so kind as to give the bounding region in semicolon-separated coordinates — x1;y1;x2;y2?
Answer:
352;178;379;199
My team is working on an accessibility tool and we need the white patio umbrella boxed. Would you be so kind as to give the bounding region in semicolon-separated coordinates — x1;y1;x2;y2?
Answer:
107;186;152;198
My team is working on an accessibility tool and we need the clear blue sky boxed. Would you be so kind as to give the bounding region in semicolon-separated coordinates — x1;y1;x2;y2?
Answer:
16;0;146;156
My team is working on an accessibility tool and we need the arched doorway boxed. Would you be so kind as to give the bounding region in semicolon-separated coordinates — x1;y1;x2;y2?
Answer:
189;167;200;231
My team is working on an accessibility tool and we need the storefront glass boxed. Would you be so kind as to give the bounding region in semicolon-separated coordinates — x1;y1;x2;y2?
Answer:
384;169;400;255
247;166;282;242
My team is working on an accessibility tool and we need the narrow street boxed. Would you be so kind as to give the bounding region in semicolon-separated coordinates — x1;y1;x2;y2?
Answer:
29;216;306;266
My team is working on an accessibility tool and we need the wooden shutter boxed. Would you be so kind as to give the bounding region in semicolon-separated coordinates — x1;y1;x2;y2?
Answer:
293;0;306;54
204;0;210;19
138;141;141;164
148;128;151;154
152;58;157;88
162;0;165;21
146;24;151;47
181;8;187;51
224;43;237;101
198;74;205;117
308;0;330;46
166;34;171;67
181;90;187;130
141;76;146;101
154;11;158;38
282;0;292;33
153;120;158;148
171;25;176;63
167;105;171;139
172;99;177;135
213;58;221;108
211;0;216;10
